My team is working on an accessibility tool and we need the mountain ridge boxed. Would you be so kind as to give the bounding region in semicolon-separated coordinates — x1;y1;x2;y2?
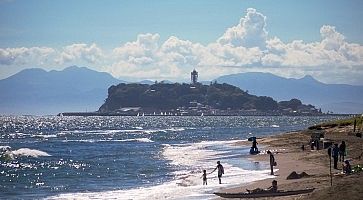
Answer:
0;66;123;115
216;72;363;114
1;67;361;115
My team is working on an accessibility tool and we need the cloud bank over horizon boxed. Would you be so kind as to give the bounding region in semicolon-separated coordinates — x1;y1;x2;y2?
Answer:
1;8;362;85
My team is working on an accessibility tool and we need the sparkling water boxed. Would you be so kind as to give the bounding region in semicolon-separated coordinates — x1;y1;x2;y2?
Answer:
0;115;345;199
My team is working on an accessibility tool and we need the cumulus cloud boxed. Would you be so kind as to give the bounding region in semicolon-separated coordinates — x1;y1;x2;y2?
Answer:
102;19;363;83
57;43;103;64
1;8;362;84
0;47;55;65
113;33;159;65
218;8;267;48
262;25;363;69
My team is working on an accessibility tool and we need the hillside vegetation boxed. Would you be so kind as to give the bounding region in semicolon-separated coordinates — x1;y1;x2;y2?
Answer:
99;82;320;115
309;115;363;130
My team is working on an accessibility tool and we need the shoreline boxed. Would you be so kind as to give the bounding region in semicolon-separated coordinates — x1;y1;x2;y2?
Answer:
215;125;363;199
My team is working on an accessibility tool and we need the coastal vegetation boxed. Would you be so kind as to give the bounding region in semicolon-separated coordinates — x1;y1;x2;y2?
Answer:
309;115;363;130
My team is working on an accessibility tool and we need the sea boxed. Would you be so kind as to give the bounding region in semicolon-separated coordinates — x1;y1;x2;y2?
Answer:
0;115;347;200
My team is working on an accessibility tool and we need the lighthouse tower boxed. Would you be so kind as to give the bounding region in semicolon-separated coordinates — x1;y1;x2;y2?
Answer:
191;69;198;84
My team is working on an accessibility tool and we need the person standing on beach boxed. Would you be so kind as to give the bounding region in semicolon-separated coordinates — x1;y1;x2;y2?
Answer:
339;141;346;162
267;150;275;175
211;161;224;184
252;138;258;152
332;144;339;169
201;170;207;185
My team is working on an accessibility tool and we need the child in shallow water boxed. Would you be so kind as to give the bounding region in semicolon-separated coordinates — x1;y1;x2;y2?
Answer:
202;170;207;185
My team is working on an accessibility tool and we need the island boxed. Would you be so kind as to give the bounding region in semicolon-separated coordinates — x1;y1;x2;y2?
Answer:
59;81;322;116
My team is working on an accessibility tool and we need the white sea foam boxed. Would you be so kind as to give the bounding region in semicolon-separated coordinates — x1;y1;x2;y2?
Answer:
144;128;185;134
56;128;185;137
62;138;154;143
12;148;51;157
117;138;154;143
134;138;154;143
47;139;273;200
32;134;57;138
47;168;272;200
0;145;11;151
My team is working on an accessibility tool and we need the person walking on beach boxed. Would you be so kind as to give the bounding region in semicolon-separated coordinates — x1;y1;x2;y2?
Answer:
332;144;339;169
339;141;346;162
267;150;276;175
201;170;207;185
211;161;224;184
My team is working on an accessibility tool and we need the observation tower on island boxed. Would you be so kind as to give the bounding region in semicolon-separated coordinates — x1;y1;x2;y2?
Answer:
191;69;198;84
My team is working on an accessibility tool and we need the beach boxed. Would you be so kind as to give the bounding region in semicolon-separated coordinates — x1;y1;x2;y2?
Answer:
216;124;363;200
1;115;358;199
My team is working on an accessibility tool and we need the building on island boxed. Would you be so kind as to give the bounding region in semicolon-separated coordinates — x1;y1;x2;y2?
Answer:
191;69;198;84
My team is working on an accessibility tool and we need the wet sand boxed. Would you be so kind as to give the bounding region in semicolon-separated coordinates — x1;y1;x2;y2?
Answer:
215;125;363;200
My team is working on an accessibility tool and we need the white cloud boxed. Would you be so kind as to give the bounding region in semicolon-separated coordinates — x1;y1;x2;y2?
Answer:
113;33;159;65
0;47;55;65
1;9;363;85
320;25;345;51
217;8;267;49
57;43;103;64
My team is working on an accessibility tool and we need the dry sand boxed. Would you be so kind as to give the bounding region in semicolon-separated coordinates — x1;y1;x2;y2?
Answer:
214;125;363;200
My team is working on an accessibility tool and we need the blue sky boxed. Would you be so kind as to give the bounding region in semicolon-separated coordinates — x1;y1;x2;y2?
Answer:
0;0;363;84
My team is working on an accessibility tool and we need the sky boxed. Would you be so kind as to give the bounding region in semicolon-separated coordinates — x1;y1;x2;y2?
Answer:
0;0;362;85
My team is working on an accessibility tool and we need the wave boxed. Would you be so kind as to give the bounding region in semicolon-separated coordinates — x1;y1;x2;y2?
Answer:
133;138;154;143
55;128;186;137
32;134;57;138
162;140;244;167
11;148;51;158
47;139;272;200
144;128;185;134
46;168;272;200
63;138;154;143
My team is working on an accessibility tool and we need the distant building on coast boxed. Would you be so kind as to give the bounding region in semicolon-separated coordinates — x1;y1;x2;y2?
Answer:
191;69;198;84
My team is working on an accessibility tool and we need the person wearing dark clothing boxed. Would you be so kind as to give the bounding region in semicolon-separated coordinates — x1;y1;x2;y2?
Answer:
267;150;275;175
247;180;278;194
211;161;224;184
252;139;258;151
339;141;346;162
332;144;339;169
202;170;207;185
269;180;278;192
342;160;352;174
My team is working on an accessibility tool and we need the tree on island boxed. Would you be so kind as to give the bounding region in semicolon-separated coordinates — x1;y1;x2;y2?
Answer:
99;82;321;115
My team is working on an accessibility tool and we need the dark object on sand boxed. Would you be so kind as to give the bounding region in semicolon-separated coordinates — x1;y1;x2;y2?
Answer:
214;188;315;198
249;147;260;155
356;132;362;138
248;137;260;154
286;171;310;179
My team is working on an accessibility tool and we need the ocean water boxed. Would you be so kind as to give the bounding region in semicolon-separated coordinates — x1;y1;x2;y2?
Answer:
0;115;346;199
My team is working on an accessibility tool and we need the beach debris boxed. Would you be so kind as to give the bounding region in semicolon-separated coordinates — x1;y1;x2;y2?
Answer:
352;165;363;173
286;171;310;180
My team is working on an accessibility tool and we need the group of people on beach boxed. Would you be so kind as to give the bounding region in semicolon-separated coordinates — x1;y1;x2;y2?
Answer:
330;141;349;171
201;150;277;185
330;141;352;174
202;161;224;185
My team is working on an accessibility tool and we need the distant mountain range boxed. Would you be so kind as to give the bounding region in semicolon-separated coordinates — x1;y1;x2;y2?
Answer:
0;66;123;115
1;66;362;115
216;72;363;114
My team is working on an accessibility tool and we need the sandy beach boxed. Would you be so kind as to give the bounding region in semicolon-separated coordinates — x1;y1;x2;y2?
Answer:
215;124;363;200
